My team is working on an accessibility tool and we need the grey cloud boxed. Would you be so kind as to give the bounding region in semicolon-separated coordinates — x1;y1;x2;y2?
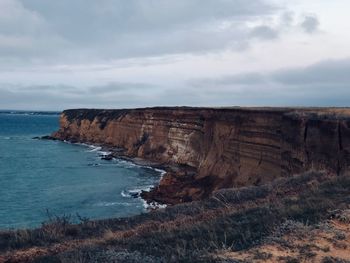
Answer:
87;82;156;95
0;84;81;94
0;82;164;110
0;0;46;35
301;15;319;34
3;58;350;111
0;0;71;61
188;58;350;107
280;11;294;26
249;25;279;40
272;59;350;85
0;0;283;64
0;0;322;66
190;73;266;87
191;58;350;87
20;0;274;37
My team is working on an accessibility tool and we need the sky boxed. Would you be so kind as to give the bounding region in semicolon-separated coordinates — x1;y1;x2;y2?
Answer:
0;0;349;110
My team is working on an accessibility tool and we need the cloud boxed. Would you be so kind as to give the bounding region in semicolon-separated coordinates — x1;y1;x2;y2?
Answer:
190;73;266;87
250;25;279;40
301;15;319;34
188;58;350;107
280;11;294;26
272;59;350;85
0;0;70;58
0;1;339;110
2;58;350;110
0;82;163;110
0;0;45;35
0;0;310;66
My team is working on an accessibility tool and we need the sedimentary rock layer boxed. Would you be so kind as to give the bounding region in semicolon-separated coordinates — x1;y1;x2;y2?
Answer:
53;107;350;203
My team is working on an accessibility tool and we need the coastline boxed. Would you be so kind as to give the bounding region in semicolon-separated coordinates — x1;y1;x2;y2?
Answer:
57;138;169;209
50;107;350;206
42;133;197;205
2;170;350;262
3;106;350;261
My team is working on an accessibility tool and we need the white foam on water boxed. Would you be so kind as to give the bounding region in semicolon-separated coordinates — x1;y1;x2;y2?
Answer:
130;185;154;194
98;150;112;156
88;163;101;167
121;190;131;198
68;141;167;178
153;168;167;176
94;201;132;207
115;159;138;169
87;146;102;152
62;140;168;211
121;185;154;198
142;199;167;210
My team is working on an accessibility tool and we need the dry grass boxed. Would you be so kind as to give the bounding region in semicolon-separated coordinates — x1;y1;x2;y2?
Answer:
1;172;350;262
215;214;350;263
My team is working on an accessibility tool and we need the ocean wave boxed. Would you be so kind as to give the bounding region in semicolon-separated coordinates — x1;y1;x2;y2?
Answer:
114;159;167;177
121;188;167;210
93;201;132;207
64;141;166;177
87;163;101;167
121;185;154;198
115;159;139;169
86;145;102;152
142;199;167;210
0;110;60;116
121;190;131;198
98;151;112;156
152;167;167;176
62;140;167;210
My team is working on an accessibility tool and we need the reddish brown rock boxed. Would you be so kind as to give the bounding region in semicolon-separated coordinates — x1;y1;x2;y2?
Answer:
52;107;350;204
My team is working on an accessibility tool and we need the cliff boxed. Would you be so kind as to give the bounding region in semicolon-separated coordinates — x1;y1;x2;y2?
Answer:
52;107;350;204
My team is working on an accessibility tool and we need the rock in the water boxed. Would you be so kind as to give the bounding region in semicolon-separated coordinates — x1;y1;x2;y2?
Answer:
101;154;114;161
33;135;58;140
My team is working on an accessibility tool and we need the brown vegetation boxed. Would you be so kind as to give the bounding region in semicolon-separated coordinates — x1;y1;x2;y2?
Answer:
1;172;350;262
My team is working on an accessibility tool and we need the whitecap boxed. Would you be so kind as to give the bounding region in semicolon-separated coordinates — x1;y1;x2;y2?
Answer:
87;163;100;167
121;190;131;198
115;159;138;168
98;150;112;156
87;146;102;152
121;185;154;199
142;199;167;210
130;185;154;193
65;141;166;178
121;187;167;210
62;140;168;211
152;168;167;176
94;201;132;207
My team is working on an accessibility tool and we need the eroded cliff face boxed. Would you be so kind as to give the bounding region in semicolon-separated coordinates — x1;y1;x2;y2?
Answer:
53;107;350;203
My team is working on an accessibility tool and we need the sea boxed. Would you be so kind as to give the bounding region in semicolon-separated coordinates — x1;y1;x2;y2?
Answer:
0;111;163;229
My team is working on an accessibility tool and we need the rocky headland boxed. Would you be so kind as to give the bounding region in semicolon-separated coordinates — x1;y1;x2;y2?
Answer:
52;107;350;205
2;107;350;262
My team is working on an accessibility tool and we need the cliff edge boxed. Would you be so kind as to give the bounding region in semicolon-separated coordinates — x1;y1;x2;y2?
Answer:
52;107;350;204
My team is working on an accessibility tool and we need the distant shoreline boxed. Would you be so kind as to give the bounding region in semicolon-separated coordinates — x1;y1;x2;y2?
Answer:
0;110;61;116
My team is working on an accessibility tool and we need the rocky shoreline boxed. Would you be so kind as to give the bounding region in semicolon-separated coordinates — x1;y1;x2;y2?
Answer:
50;107;350;206
99;151;197;204
39;135;189;205
3;107;350;262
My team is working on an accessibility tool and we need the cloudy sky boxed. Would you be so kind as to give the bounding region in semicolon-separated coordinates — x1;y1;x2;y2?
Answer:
0;0;349;110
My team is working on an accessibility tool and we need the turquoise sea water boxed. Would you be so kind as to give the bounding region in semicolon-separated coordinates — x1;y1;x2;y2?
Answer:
0;112;162;229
